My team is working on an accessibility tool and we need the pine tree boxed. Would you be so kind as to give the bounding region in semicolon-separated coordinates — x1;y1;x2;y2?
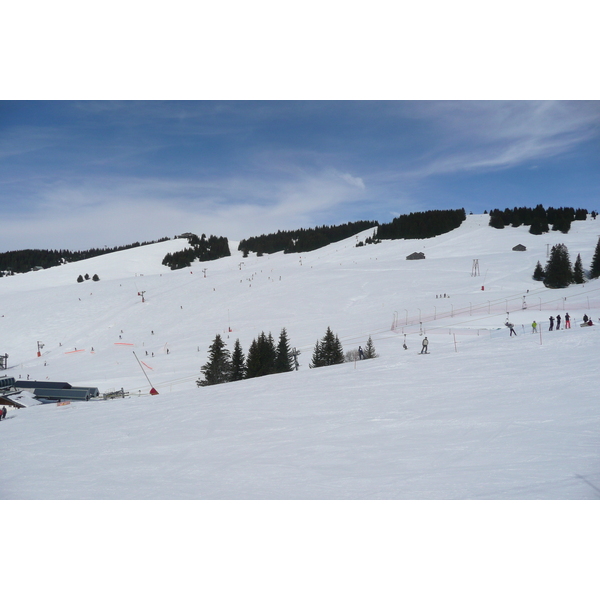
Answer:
274;328;293;373
310;339;323;368
245;338;260;378
364;336;377;359
92;274;100;281
532;261;545;281
590;237;600;279
544;243;573;288
77;274;84;283
573;253;585;284
489;214;505;229
197;334;231;386
529;218;549;235
311;327;344;368
230;339;246;381
245;332;276;378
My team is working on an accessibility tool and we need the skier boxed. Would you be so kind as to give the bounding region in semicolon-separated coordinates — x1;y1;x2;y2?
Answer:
420;337;429;354
505;321;517;336
565;313;571;329
358;346;364;360
556;314;561;330
1;406;6;420
532;320;537;333
549;316;554;331
583;314;589;323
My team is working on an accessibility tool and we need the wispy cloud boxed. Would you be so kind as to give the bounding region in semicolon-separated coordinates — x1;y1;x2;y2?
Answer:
396;101;600;178
0;166;370;250
0;126;65;160
0;101;597;251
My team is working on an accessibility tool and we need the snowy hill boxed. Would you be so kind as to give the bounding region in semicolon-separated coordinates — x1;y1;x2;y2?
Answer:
1;214;600;499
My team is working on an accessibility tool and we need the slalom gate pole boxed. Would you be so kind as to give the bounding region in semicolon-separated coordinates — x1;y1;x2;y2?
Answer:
133;351;159;395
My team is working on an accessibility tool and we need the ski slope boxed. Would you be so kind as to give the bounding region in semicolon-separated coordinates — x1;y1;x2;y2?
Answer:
1;214;600;499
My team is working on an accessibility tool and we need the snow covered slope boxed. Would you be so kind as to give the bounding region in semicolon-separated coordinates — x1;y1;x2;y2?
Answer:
1;215;599;499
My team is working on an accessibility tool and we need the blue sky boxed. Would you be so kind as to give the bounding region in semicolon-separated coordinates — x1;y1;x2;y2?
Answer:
1;100;598;251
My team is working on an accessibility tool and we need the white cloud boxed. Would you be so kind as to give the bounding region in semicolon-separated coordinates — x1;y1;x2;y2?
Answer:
339;172;365;189
0;168;370;251
397;101;600;178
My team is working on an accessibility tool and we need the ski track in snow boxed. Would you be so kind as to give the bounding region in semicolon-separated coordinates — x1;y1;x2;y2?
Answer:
1;215;600;499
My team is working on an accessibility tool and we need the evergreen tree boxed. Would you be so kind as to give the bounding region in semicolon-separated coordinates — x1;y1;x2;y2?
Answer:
573;253;585;284
245;338;260;378
230;339;246;381
274;328;293;373
311;327;344;368
92;274;100;281
197;334;231;386
364;336;377;359
529;218;549;235
77;274;84;283
544;243;573;288
552;217;571;234
310;339;323;368
590;237;600;279
245;332;277;378
489;213;505;229
532;261;545;281
266;332;277;373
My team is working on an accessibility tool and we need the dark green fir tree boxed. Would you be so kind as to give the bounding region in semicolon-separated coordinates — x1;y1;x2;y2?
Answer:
364;335;377;359
274;328;293;373
197;334;231;386
590;237;600;279
544;243;573;289
532;261;545;281
311;327;344;368
230;339;246;381
529;218;549;235
245;332;277;378
573;253;585;284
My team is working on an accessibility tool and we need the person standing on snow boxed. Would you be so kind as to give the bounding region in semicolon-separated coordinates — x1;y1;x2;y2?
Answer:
565;313;571;329
506;321;517;336
556;314;561;330
358;346;364;360
532;321;538;333
549;316;554;331
420;337;429;354
1;406;6;420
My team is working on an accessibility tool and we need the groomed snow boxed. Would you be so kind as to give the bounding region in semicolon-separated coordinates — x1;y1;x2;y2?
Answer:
1;214;599;499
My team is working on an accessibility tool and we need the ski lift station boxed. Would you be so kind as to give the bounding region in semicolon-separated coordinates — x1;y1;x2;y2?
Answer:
0;377;100;405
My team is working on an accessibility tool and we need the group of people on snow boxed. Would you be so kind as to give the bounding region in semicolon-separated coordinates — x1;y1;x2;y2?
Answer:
530;312;595;333
548;313;573;331
513;312;597;335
